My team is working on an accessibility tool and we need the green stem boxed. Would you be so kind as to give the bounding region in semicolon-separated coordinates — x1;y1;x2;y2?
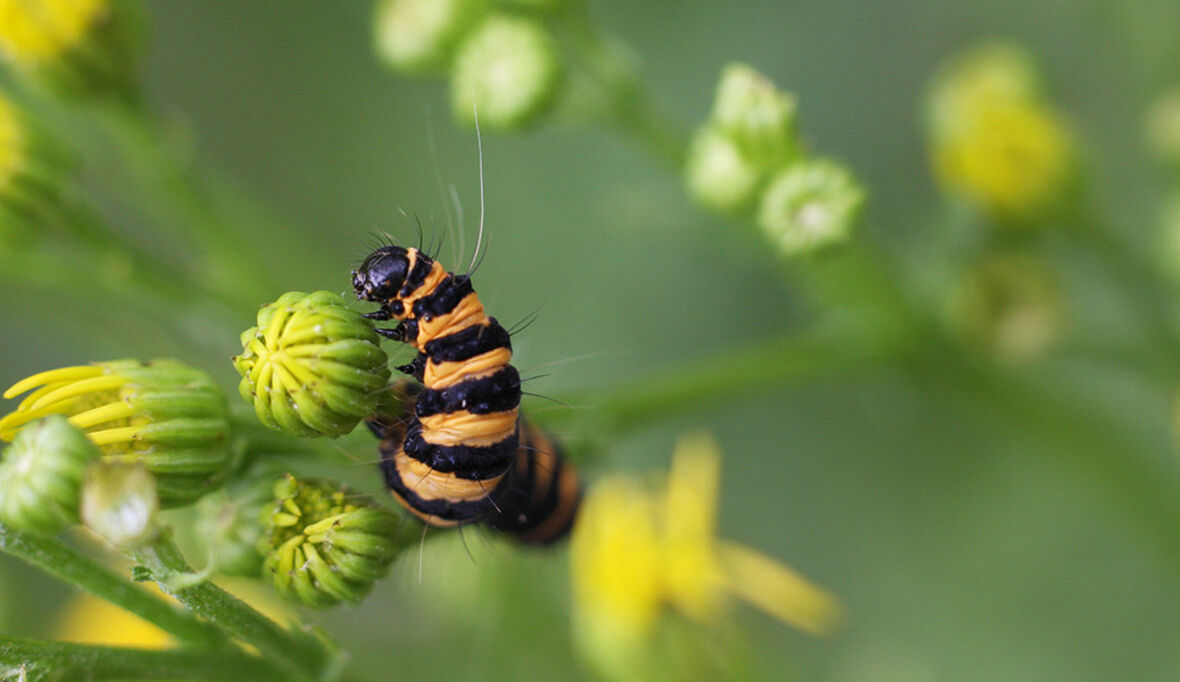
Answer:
126;533;337;681
0;636;288;682
543;325;894;442
554;7;689;169
0;523;227;649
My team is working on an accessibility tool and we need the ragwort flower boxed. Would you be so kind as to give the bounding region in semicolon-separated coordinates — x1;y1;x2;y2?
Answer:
571;432;842;680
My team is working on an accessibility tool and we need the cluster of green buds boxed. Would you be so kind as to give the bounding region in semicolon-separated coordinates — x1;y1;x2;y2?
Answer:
233;290;391;439
0;414;159;547
259;475;407;607
686;63;865;257
924;42;1075;223
373;0;563;130
0;89;69;245
0;358;233;507
0;0;144;103
946;252;1066;362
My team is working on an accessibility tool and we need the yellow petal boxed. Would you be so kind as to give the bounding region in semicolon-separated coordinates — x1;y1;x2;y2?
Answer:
719;540;844;637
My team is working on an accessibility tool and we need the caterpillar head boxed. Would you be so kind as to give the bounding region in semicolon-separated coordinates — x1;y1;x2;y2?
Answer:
353;246;411;304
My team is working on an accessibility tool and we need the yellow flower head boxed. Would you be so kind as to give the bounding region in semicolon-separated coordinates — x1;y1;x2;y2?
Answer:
0;0;106;65
926;42;1074;220
0;94;25;204
571;433;842;678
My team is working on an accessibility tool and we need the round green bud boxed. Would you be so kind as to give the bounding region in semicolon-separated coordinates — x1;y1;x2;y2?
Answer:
373;0;486;74
710;63;799;168
233;291;391;439
1146;89;1180;168
80;461;158;549
0;416;101;535
260;475;406;608
194;475;277;578
450;14;562;130
757;158;865;257
685;126;763;213
0;359;233;508
948;253;1065;362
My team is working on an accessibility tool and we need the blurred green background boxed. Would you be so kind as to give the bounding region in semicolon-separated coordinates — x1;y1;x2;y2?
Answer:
4;1;1180;680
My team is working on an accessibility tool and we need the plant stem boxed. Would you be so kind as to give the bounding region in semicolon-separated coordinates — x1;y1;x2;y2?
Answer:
127;533;337;681
0;523;227;648
0;635;288;682
543;325;894;442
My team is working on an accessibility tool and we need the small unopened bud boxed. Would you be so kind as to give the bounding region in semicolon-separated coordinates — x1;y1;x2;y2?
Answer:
1146;89;1180;168
450;14;561;130
80;461;158;548
194;475;276;578
685;127;762;213
710;63;798;168
373;0;486;74
233;291;391;439
757;158;865;257
0;0;144;103
0;359;233;507
948;253;1066;362
260;475;406;608
0;415;101;534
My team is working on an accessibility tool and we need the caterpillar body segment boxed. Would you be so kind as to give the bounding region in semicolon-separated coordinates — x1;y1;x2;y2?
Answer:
354;246;520;526
366;381;580;543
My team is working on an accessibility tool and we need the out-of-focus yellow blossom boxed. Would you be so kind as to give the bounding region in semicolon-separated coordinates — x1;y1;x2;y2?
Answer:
571;433;842;680
926;42;1074;220
54;588;173;649
0;0;106;65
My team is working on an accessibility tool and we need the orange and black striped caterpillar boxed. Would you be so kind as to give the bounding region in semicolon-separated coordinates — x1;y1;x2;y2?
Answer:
353;245;579;543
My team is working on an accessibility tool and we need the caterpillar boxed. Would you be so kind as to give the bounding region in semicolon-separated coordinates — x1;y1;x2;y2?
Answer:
353;246;579;542
366;381;580;544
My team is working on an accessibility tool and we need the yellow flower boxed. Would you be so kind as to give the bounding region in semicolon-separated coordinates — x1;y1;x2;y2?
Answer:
0;0;106;65
926;42;1074;220
571;433;842;679
54;588;174;649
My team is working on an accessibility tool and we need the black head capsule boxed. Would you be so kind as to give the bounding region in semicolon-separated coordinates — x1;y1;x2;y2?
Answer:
353;246;411;303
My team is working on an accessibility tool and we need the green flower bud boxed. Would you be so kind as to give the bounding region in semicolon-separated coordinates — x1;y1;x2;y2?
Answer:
1146;88;1180;168
451;14;562;130
710;63;799;168
0;415;101;534
373;0;486;74
260;475;406;608
233;291;391;439
194;475;276;578
685;126;763;213
80;461;158;549
0;0;145;104
0;359;234;507
757;158;865;257
948;253;1066;362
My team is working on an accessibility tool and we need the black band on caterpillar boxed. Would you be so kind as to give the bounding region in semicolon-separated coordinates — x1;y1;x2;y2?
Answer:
354;246;521;526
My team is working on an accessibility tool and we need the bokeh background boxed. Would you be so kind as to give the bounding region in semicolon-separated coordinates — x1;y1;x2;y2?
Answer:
4;1;1180;680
